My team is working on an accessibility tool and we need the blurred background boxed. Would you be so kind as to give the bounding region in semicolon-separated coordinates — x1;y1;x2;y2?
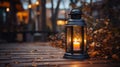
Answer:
0;0;119;43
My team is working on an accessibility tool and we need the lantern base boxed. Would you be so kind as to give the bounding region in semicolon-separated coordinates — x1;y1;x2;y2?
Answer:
63;53;89;59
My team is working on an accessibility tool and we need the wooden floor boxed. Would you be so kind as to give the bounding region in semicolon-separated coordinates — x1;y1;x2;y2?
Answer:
0;42;120;67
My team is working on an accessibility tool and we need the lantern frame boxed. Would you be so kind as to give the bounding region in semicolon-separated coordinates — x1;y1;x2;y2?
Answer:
63;9;89;59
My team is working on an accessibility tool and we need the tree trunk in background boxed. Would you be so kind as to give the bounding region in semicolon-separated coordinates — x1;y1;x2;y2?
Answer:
10;0;17;31
51;0;61;32
51;0;54;31
28;0;33;31
102;0;120;27
8;0;17;42
90;0;93;16
41;0;47;41
37;0;41;31
41;0;46;31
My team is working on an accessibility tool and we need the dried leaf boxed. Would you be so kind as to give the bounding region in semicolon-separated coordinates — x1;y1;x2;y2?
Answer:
32;62;37;67
5;63;11;67
30;49;37;53
13;61;20;64
112;54;119;60
89;51;98;58
15;48;19;50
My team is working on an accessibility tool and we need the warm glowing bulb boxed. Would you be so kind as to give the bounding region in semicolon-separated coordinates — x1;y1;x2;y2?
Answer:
28;4;32;8
36;1;39;5
6;8;10;12
57;20;66;25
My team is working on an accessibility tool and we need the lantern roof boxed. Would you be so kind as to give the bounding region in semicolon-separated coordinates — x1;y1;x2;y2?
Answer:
69;8;82;15
66;19;86;26
66;8;86;26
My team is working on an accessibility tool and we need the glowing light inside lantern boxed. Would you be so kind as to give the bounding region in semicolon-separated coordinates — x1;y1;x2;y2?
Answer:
73;38;80;51
6;8;10;12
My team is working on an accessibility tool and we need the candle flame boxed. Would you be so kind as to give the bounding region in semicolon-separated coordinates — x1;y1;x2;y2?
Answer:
74;38;77;42
73;38;81;42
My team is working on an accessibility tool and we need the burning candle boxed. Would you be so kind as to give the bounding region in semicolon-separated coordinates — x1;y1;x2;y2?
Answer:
73;41;80;50
73;38;80;51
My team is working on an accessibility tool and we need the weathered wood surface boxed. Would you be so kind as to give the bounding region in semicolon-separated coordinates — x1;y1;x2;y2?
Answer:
0;42;119;67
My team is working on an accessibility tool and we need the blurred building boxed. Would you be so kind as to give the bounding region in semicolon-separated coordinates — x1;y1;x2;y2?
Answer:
0;0;104;42
0;0;42;42
0;0;24;31
0;0;25;42
0;0;68;42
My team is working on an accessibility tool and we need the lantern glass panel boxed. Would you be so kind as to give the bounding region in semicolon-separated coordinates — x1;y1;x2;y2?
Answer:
73;26;82;52
66;26;72;52
66;25;87;53
84;27;87;52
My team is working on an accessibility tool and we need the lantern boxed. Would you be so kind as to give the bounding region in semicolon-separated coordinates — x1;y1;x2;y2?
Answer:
63;8;89;59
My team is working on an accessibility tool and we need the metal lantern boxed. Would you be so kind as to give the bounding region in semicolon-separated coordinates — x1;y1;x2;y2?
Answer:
63;8;89;59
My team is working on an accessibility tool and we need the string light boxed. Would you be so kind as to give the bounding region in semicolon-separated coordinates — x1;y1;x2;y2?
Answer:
28;4;32;8
36;1;39;5
6;8;10;12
